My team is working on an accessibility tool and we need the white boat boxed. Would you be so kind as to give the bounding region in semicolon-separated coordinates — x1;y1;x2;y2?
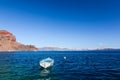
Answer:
40;57;54;69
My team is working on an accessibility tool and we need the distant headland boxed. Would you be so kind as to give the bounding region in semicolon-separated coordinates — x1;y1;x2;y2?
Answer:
39;47;120;51
0;30;38;52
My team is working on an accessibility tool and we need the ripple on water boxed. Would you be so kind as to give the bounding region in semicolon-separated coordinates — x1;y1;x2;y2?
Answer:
0;51;120;80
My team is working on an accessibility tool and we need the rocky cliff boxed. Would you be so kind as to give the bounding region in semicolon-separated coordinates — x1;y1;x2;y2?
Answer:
0;30;38;51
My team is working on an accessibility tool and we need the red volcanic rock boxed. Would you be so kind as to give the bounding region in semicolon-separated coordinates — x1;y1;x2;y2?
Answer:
0;30;38;51
0;30;16;42
0;31;11;35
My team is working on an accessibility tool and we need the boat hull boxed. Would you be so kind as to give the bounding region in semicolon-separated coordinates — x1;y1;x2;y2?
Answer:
40;62;54;69
40;58;54;69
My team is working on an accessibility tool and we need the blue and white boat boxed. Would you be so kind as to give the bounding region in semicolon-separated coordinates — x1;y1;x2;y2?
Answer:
40;57;54;69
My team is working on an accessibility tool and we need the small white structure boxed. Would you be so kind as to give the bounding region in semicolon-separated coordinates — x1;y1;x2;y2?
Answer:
40;57;54;68
64;56;66;60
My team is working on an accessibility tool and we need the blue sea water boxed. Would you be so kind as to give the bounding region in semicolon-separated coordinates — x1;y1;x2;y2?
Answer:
0;51;120;80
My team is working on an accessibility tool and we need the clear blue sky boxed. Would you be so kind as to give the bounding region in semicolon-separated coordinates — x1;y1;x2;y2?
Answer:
0;0;120;48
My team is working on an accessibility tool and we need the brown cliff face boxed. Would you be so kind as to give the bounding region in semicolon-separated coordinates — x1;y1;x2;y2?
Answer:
0;30;38;51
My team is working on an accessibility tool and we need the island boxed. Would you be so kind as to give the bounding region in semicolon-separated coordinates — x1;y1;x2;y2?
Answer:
39;47;120;51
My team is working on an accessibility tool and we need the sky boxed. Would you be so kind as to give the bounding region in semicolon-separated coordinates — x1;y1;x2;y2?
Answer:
0;0;120;48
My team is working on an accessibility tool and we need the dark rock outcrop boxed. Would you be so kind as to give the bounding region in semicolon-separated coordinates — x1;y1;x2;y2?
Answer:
0;30;38;51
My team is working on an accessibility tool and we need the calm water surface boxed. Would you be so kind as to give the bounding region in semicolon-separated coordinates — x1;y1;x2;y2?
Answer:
0;51;120;80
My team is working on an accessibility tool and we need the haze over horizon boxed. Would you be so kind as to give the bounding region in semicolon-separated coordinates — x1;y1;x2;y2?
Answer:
0;0;120;48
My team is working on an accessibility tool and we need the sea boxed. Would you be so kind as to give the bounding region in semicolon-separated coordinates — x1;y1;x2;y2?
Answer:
0;51;120;80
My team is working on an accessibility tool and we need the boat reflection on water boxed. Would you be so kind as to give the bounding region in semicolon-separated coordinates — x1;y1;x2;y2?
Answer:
40;69;50;76
39;69;51;80
39;58;54;80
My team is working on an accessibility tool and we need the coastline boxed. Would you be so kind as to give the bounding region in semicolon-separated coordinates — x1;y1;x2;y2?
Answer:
1;49;120;53
0;50;38;52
